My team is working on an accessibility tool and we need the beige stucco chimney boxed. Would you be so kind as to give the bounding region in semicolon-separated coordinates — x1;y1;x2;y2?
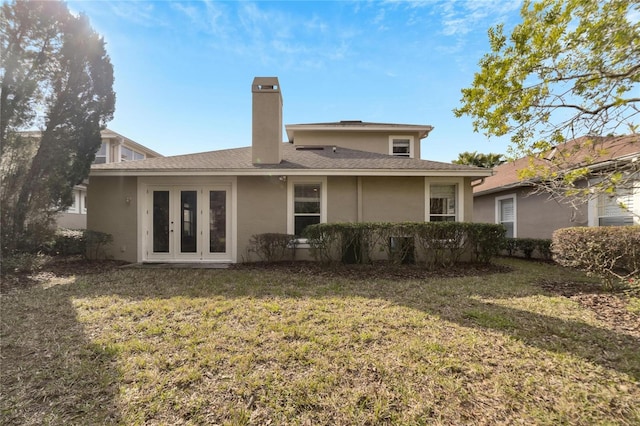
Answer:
252;77;282;165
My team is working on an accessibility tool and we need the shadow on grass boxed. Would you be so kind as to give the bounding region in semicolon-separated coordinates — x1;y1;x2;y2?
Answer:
2;259;638;424
0;282;121;425
71;262;640;381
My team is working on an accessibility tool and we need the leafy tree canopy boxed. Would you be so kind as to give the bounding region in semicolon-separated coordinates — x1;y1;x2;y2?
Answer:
452;151;505;168
1;0;115;254
454;0;639;200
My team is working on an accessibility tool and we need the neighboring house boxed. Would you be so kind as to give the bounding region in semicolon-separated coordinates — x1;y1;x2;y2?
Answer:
473;135;640;239
88;77;492;264
57;129;163;229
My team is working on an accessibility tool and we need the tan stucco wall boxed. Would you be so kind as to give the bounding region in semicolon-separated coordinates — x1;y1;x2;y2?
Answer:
252;79;282;165
237;176;288;261
89;173;478;263
292;130;422;158
474;188;588;239
327;176;358;222
361;176;425;222
87;176;138;262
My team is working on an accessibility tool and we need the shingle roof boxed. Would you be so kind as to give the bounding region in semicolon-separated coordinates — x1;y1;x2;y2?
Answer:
473;135;640;195
91;144;490;176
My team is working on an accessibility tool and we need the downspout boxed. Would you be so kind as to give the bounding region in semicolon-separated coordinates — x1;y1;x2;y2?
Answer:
357;176;363;222
471;177;486;187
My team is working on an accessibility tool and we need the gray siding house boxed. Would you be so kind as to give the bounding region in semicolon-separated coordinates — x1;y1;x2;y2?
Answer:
473;135;640;239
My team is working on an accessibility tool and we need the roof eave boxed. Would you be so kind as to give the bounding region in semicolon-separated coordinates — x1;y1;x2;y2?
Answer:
285;124;434;141
102;128;164;158
90;168;492;178
474;154;640;196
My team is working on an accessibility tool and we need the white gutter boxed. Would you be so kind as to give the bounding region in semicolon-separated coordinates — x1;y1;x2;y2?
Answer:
90;168;493;178
285;124;434;140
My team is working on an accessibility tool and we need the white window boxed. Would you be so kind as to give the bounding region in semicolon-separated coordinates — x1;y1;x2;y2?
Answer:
288;177;327;240
597;189;635;226
81;190;87;214
496;194;517;238
121;146;145;162
429;184;457;221
94;142;107;164
389;136;414;158
65;189;82;214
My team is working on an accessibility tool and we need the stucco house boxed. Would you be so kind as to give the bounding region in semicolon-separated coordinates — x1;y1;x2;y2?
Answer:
58;129;162;229
88;77;492;264
473;135;640;239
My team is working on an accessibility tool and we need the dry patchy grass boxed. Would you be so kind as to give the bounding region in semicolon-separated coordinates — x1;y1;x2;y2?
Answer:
1;258;639;425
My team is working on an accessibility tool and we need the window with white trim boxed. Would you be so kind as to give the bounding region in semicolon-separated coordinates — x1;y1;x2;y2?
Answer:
496;194;516;238
121;146;145;162
94;142;107;164
64;189;88;215
66;190;80;214
598;189;634;226
389;136;414;158
288;177;327;239
429;184;456;221
294;183;321;236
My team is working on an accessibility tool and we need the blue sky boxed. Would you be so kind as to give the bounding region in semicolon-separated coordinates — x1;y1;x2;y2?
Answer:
66;0;523;162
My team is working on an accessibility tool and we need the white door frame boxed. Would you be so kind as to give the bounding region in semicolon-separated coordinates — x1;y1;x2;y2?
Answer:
138;177;237;263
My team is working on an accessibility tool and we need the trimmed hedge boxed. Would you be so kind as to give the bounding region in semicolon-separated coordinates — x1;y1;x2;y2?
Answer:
303;222;505;267
552;226;640;289
504;238;552;260
44;229;85;255
42;229;113;260
248;233;296;262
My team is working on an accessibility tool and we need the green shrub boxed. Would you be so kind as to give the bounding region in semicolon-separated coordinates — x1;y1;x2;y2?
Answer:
503;238;553;260
465;222;506;264
304;222;506;267
303;223;385;264
0;252;45;275
43;228;85;255
83;230;113;260
517;238;537;259
40;229;112;260
414;222;467;267
18;219;57;254
535;239;553;260
248;233;296;262
504;238;518;256
552;226;640;290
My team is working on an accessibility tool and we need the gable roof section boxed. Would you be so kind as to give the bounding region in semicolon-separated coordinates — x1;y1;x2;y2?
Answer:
101;128;164;158
91;144;490;177
473;135;640;196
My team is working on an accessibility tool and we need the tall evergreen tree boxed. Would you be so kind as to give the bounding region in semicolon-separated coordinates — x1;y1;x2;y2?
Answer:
1;0;115;254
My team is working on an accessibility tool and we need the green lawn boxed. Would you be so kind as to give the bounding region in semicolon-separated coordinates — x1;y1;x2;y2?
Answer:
1;258;639;425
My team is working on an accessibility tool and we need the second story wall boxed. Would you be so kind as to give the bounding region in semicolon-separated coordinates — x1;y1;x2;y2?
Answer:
290;130;423;159
286;121;432;159
94;130;163;165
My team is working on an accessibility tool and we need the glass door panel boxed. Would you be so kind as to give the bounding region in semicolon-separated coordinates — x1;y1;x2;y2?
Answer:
209;191;226;253
152;191;170;253
181;190;198;253
146;185;232;262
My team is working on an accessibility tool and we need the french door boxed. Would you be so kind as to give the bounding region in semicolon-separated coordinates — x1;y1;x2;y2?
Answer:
146;186;230;261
